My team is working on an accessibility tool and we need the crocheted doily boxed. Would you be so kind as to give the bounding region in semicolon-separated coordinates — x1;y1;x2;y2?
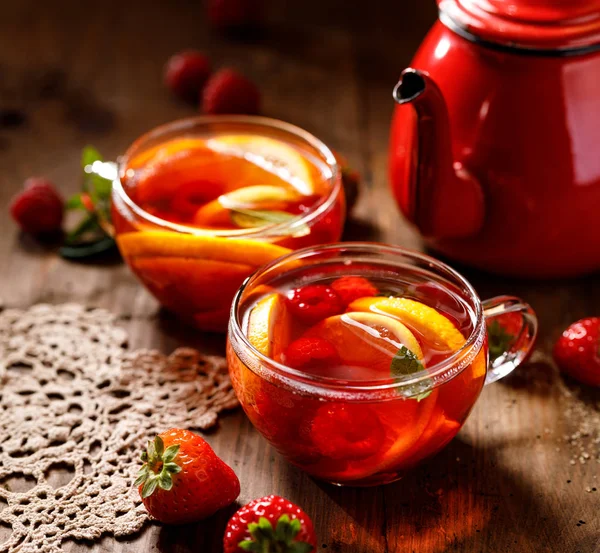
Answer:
0;304;238;553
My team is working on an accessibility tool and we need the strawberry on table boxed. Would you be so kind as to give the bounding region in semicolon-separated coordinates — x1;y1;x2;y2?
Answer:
553;317;600;387
136;428;240;524
223;495;317;553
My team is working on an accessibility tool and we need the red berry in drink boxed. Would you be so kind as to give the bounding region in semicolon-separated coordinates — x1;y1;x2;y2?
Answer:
331;276;378;307
10;177;64;235
310;403;385;461
164;50;212;103
223;495;316;553
553;317;600;387
202;69;260;115
287;284;343;324
283;337;339;369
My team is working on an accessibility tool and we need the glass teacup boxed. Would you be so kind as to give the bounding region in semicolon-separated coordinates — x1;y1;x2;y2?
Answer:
227;243;537;486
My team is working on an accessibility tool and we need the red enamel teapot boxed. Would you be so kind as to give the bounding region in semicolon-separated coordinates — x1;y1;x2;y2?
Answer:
389;0;600;278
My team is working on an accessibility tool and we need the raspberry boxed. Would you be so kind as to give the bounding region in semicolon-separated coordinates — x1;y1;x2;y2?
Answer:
287;285;343;324
201;69;260;115
331;276;378;306
207;0;262;30
10;178;64;235
310;403;385;461
283;337;338;370
164;50;212;103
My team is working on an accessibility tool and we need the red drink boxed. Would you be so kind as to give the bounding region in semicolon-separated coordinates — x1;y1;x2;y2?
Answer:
227;244;536;486
111;117;344;331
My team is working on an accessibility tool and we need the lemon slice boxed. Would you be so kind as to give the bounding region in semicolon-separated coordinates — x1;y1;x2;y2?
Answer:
247;293;292;360
208;135;314;195
218;185;300;208
117;231;291;267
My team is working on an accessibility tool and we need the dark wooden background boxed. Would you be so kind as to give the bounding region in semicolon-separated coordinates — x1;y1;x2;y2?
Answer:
1;0;599;551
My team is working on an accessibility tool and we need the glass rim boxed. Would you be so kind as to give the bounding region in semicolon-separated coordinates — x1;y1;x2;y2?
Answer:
228;242;487;395
112;115;341;238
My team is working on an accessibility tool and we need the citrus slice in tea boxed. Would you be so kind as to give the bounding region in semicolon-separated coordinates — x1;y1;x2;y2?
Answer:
116;231;291;267
193;184;302;228
301;311;423;380
207;135;314;195
247;293;292;360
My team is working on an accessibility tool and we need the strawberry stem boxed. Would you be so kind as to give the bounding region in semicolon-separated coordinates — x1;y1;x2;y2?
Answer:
135;435;182;498
238;514;313;553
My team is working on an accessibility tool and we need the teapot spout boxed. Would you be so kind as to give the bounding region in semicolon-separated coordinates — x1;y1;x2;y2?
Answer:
392;69;484;238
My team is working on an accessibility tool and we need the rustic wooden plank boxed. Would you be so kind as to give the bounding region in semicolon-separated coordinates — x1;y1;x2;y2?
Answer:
0;0;598;552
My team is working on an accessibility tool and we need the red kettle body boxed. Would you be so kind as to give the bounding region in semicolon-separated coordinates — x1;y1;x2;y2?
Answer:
389;0;600;278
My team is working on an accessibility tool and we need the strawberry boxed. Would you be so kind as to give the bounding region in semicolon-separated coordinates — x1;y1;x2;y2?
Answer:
331;276;378;307
202;69;260;115
287;284;343;325
282;337;338;370
223;495;316;553
207;0;262;31
135;429;240;524
487;312;523;363
10;177;64;235
310;403;385;461
553;317;600;387
164;50;212;103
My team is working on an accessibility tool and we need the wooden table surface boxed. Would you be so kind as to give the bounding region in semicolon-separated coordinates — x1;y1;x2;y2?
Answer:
1;1;599;552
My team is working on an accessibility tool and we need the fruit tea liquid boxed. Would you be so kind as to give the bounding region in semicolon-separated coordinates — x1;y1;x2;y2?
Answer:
118;133;333;231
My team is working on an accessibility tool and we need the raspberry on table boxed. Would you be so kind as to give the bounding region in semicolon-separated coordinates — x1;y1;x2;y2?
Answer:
164;50;212;103
10;177;64;235
286;284;343;324
201;69;260;115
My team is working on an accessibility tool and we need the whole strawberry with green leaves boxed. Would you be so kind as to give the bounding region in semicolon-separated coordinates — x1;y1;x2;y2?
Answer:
223;495;317;553
136;428;240;524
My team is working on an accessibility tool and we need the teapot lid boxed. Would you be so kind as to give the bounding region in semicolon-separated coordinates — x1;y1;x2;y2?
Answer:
439;0;600;53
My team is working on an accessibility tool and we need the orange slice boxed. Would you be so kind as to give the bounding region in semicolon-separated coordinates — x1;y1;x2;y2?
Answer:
348;296;485;378
247;293;292;360
304;311;423;378
208;135;315;195
117;231;291;268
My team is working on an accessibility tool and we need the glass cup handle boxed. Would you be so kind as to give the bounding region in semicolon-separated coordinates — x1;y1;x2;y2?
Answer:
482;295;538;385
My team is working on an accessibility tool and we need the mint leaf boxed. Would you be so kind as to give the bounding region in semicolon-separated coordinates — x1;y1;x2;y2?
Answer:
487;319;513;363
230;208;296;229
390;346;424;377
65;194;85;211
81;145;103;169
390;346;433;401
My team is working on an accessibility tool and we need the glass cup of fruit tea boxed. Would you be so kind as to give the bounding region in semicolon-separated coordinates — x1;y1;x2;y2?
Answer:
227;243;537;486
111;116;344;332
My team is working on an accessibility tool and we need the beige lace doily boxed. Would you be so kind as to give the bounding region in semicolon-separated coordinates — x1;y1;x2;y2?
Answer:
0;304;238;553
